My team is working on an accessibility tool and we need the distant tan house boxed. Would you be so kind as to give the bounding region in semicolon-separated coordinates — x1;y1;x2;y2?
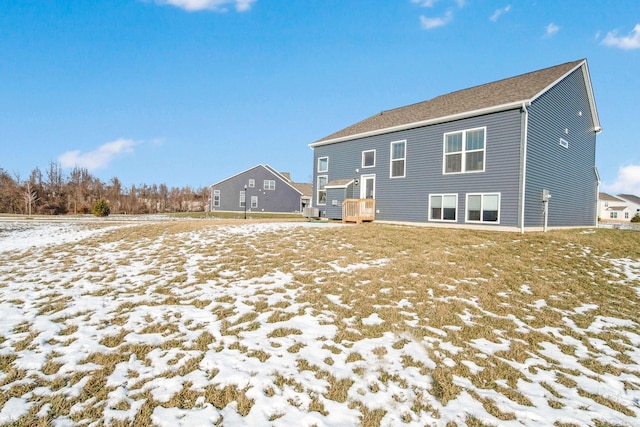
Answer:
598;192;631;222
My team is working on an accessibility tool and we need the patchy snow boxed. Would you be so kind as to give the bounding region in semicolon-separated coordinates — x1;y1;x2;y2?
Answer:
0;220;639;426
361;313;384;326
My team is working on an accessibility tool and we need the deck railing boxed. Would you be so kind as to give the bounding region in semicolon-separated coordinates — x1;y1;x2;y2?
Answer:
342;199;375;224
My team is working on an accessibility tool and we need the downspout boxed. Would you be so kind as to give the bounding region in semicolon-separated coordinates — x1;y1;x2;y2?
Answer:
520;102;530;234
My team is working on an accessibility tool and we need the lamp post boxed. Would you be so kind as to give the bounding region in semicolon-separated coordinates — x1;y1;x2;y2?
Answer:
244;184;247;220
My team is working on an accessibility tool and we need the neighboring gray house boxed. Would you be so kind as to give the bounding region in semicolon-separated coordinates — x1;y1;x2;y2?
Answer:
310;59;601;231
209;164;310;213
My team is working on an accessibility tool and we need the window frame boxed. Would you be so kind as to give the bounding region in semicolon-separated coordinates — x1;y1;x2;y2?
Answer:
465;193;500;224
213;189;220;207
429;194;458;222
317;157;329;173
362;150;376;168
264;179;276;191
317;175;328;206
239;190;246;208
390;140;406;178
248;179;255;188
443;127;486;175
251;195;258;209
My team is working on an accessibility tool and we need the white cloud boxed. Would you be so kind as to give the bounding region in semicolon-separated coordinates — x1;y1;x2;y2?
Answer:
601;24;640;50
153;0;256;12
602;164;640;196
58;139;138;171
490;5;511;22
412;0;439;7
411;0;464;8
420;10;453;29
545;22;559;37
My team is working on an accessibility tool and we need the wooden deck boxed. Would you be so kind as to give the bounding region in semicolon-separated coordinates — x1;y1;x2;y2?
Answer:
342;199;375;224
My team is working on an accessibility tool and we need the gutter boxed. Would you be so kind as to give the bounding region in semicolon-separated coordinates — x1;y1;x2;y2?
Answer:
310;100;528;148
520;102;530;234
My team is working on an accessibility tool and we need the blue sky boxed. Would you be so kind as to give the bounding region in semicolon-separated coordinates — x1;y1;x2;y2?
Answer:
1;1;639;194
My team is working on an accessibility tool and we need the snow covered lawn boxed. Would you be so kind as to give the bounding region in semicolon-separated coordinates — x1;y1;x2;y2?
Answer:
0;219;639;426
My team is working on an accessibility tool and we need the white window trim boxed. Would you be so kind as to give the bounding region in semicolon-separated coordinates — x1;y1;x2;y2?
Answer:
248;179;255;188
360;174;376;199
213;189;220;207
264;180;276;191
428;194;458;222
317;175;328;206
239;190;246;208
559;138;569;149
443;126;487;175
390;140;406;178
362;150;376;168
465;192;501;224
251;195;258;208
317;156;329;173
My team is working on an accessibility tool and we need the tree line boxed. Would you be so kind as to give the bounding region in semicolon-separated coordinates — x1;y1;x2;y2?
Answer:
0;162;209;215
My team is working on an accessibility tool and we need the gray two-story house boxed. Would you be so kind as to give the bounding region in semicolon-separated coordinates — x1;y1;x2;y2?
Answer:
310;59;601;231
209;164;310;214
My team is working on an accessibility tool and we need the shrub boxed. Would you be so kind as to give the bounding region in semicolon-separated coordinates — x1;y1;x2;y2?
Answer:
92;199;110;217
631;213;640;223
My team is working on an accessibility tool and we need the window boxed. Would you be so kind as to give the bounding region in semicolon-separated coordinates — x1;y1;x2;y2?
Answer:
317;175;327;205
264;180;275;190
362;150;376;168
390;140;406;178
318;157;328;173
466;193;500;223
559;138;569;149
251;196;258;209
610;212;618;219
429;194;457;221
239;191;246;208
444;127;486;174
625;212;629;219
213;190;220;207
248;179;255;188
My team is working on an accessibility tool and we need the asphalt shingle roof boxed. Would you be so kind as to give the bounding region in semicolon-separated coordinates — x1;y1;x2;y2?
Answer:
599;192;624;202
618;194;640;205
314;59;585;145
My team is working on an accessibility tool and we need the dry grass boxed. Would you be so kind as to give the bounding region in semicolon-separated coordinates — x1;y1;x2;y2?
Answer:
1;219;639;426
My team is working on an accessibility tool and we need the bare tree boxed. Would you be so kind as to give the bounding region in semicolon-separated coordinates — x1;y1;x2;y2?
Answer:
24;181;39;216
45;161;66;214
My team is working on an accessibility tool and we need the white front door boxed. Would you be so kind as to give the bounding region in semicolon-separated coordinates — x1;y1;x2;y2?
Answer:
360;174;375;199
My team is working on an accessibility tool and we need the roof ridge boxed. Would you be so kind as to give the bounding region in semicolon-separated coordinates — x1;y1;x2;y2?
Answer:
312;59;588;146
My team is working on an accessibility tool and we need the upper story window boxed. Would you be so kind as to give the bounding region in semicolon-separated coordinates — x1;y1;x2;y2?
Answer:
317;157;329;173
362;150;376;168
248;179;255;188
390;140;406;178
444;127;486;174
264;180;276;190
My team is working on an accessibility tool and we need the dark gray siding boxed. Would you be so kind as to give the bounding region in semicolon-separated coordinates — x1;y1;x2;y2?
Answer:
326;187;346;219
212;165;302;213
313;109;523;226
524;68;598;227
